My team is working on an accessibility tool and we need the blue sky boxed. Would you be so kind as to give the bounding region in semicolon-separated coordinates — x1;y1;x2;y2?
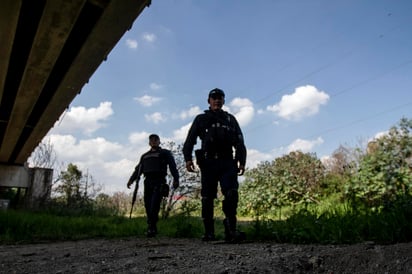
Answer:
34;1;412;194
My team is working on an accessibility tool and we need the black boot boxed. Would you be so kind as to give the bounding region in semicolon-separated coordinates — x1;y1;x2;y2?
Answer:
201;197;215;241
146;222;157;238
223;218;245;243
202;219;216;241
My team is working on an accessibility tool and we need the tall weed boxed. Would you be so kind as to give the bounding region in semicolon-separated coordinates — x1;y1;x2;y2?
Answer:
1;197;411;244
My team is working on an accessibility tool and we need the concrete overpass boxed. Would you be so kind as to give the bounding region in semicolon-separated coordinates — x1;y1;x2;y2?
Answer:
0;0;151;200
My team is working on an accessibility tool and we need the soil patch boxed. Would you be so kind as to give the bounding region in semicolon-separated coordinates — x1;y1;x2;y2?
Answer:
1;238;411;273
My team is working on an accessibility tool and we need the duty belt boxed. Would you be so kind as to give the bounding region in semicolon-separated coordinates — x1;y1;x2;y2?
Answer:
204;152;233;160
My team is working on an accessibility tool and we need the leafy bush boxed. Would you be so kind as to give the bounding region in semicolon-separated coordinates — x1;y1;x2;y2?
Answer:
239;152;325;218
346;117;412;207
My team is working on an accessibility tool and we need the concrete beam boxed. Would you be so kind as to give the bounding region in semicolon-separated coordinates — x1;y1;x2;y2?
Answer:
0;0;86;162
0;0;21;102
0;164;30;188
0;0;151;165
15;0;151;164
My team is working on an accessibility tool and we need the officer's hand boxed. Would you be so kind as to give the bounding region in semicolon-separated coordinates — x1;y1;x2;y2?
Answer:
238;165;245;176
186;160;196;172
173;180;179;189
127;181;132;189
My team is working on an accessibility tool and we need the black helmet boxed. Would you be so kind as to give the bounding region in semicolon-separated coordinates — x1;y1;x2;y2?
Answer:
208;88;225;98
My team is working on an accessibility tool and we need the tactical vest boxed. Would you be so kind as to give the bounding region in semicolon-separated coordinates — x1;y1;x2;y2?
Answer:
201;111;236;157
141;150;167;175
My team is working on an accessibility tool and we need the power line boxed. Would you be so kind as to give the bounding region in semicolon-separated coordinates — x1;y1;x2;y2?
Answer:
305;101;412;140
253;18;408;106
330;59;412;98
245;18;411;136
255;49;354;105
249;100;412;155
245;58;412;135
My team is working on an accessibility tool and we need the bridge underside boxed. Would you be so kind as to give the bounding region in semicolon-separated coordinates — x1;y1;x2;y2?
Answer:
0;0;150;166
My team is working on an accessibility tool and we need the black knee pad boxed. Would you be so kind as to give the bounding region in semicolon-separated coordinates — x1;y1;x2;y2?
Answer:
226;189;238;203
223;189;238;217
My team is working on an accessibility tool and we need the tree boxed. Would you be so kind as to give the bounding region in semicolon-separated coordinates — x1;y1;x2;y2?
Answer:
53;163;101;207
161;142;201;218
239;161;280;218
322;145;360;196
28;137;67;196
324;145;359;176
54;163;82;206
95;192;133;216
240;151;325;218
275;151;325;205
28;138;57;169
346;117;412;207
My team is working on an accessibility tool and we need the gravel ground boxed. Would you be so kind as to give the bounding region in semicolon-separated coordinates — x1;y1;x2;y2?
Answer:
1;237;411;273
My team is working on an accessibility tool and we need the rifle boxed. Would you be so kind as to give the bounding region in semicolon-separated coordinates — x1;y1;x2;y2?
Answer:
128;163;142;219
129;177;140;219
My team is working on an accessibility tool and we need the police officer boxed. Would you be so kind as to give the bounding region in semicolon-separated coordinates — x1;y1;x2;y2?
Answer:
127;134;179;237
183;88;247;242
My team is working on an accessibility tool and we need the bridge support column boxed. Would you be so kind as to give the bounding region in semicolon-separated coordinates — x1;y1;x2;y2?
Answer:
0;164;53;209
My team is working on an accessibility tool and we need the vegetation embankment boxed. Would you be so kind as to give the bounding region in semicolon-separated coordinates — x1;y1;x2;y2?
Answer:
1;118;412;245
0;197;411;244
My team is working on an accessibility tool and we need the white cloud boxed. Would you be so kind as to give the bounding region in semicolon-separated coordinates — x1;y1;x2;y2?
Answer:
228;97;254;127
142;32;156;42
47;134;78;160
102;159;137;182
149;82;163;90
320;155;335;170
134;94;162;107
125;39;138;49
48;134;123;162
267;85;329;120
373;130;389;140
129;131;150;145
52;102;113;136
246;148;274;169
46;119;324;194
287;137;324;153
173;122;192;142
42;132;151;194
179;106;202;120
145;112;166;124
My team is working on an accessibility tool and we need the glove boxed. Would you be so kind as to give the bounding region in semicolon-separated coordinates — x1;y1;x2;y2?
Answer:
186;160;195;172
238;165;245;176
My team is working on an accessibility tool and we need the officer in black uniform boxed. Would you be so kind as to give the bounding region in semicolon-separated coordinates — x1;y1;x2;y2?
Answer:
127;134;179;237
183;88;247;242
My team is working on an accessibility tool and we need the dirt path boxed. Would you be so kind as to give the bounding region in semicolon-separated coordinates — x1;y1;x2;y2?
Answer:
1;238;411;273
